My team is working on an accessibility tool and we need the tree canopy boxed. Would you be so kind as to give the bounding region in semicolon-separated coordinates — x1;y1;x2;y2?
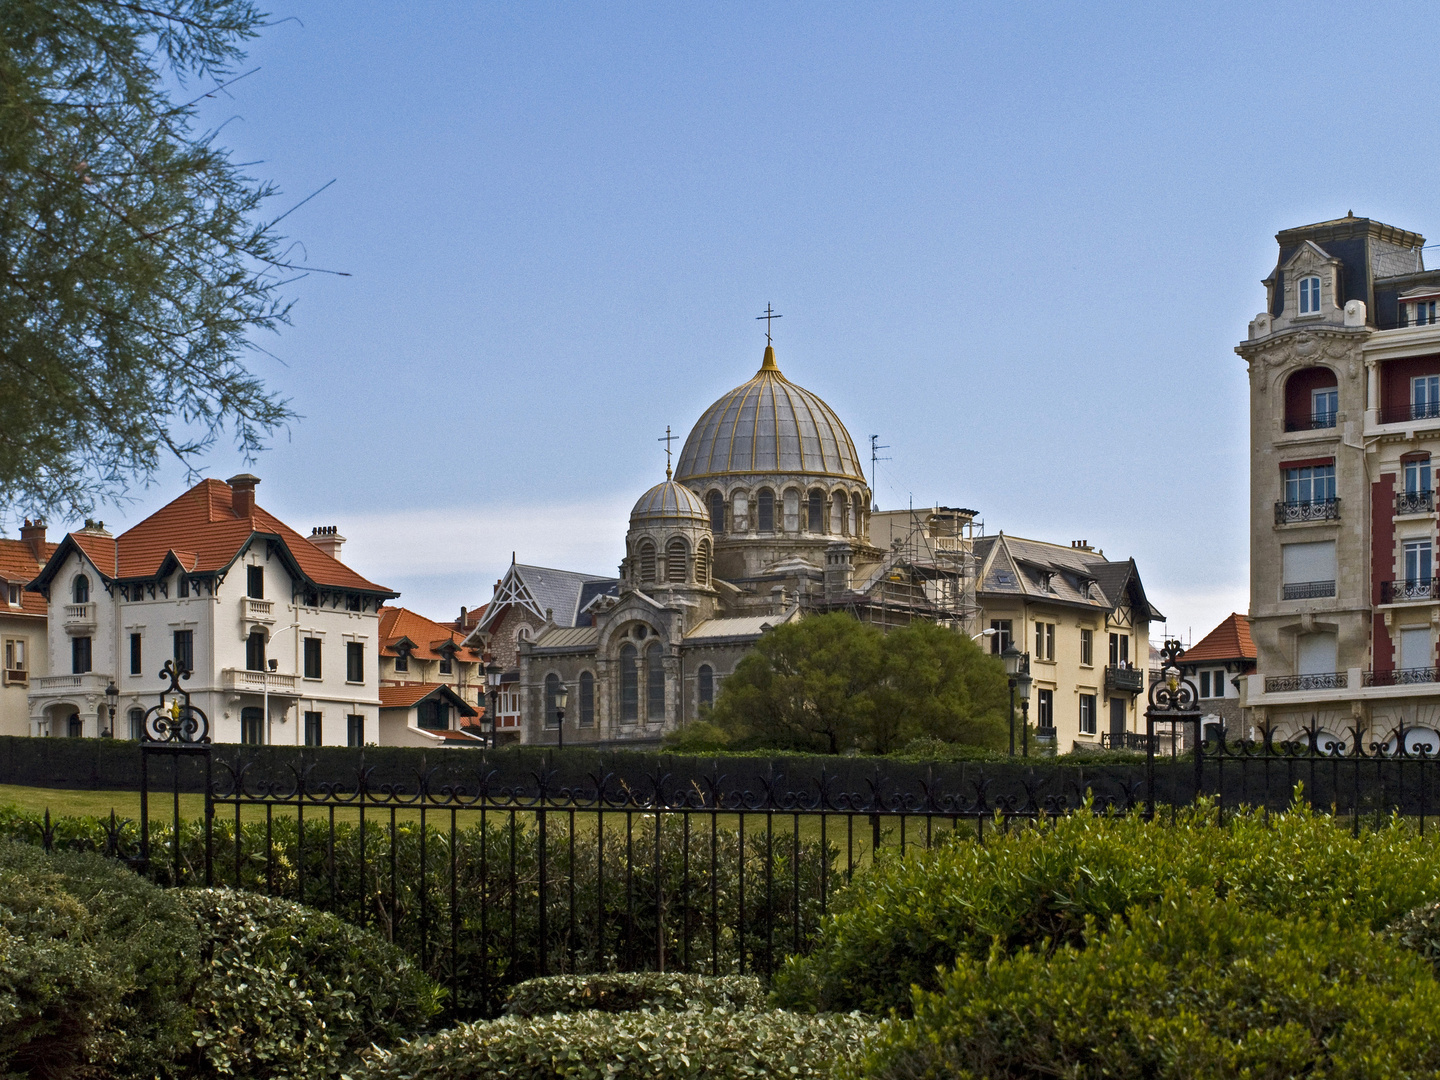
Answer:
684;613;1009;755
0;0;297;521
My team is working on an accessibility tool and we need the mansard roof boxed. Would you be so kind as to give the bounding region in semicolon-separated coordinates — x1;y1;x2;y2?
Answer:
30;478;395;598
974;534;1163;621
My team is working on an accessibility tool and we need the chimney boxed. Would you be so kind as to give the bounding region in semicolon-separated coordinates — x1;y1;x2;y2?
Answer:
20;518;46;562
228;473;261;518
309;525;346;560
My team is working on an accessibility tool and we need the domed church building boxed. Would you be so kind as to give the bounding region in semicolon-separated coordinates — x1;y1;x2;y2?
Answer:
468;341;982;747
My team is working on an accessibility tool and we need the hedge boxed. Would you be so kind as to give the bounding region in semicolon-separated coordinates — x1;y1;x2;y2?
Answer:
859;890;1440;1080
359;1008;877;1080
772;798;1440;1015
504;973;765;1017
0;806;832;1016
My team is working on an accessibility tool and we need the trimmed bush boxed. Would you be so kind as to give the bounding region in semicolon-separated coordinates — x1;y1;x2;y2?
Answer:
860;891;1440;1080
178;888;442;1080
504;973;764;1016
773;799;1440;1015
1389;898;1440;973
0;841;199;1080
360;1007;877;1080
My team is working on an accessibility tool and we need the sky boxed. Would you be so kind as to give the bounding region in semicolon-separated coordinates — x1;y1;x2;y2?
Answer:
26;1;1440;639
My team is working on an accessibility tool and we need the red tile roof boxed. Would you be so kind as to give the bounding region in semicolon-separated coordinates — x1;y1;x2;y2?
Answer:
32;478;394;596
378;682;478;716
379;606;480;661
1178;613;1256;666
0;537;57;618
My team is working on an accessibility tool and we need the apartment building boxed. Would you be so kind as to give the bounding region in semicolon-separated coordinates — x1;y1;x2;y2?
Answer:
25;475;397;744
974;534;1162;752
1240;214;1440;750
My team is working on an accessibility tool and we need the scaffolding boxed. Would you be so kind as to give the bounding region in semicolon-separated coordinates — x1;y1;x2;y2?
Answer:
844;505;983;636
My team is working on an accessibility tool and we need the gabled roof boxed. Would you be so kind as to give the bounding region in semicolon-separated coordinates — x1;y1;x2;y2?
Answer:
378;682;478;716
472;562;619;637
1178;614;1255;666
974;534;1164;621
0;538;57;617
378;606;479;661
30;479;395;597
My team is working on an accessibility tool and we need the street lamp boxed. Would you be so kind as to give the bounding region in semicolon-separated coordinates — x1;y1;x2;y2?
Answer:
1015;660;1033;757
485;661;503;749
553;682;570;751
103;680;118;738
1001;643;1023;756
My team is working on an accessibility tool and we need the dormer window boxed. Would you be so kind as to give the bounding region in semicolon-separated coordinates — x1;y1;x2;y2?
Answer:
1299;275;1322;315
394;649;409;672
6;584;19;607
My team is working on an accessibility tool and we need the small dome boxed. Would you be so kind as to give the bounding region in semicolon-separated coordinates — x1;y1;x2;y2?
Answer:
675;345;866;483
631;478;709;523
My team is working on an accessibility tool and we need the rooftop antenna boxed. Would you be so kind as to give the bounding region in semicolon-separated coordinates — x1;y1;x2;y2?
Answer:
658;425;676;479
869;434;890;512
756;303;782;345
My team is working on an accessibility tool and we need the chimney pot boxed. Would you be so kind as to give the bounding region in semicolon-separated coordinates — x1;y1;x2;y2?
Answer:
308;525;346;560
227;473;261;518
20;518;46;562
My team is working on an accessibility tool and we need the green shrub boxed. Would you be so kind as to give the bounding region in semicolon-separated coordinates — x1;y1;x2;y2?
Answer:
860;891;1440;1080
773;798;1440;1015
360;1007;877;1080
1389;898;1440;973
178;888;442;1080
504;973;765;1016
0;841;199;1080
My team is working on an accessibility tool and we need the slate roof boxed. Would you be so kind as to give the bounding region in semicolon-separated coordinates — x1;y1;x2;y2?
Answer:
30;479;395;596
379;607;479;661
974;534;1164;621
378;682;478;716
473;563;620;635
1177;614;1256;666
684;612;796;641
0;538;57;617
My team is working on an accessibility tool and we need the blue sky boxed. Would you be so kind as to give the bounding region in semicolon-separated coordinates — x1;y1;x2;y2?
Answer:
36;2;1440;638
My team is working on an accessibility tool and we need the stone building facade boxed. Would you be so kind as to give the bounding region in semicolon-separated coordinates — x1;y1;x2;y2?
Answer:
1239;214;1440;751
0;522;55;737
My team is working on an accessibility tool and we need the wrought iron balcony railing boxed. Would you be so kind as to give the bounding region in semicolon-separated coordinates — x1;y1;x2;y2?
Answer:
1275;498;1340;524
1380;401;1440;425
1397;490;1436;515
1380;578;1438;603
1264;671;1348;693
1102;731;1154;751
1105;665;1145;692
1363;666;1440;687
1284;412;1338;432
1282;579;1336;600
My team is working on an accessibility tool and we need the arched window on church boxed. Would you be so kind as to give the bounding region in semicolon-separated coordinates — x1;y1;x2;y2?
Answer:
620;644;638;721
579;671;595;726
808;489;824;532
757;490;775;532
732;491;749;532
697;664;714;710
696;539;712;585
637;540;657;582
665;537;688;583
646;642;665;721
831;491;847;535
782;489;800;532
707;491;725;534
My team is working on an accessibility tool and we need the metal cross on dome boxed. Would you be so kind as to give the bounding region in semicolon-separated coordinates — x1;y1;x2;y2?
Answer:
757;303;782;345
658;425;675;478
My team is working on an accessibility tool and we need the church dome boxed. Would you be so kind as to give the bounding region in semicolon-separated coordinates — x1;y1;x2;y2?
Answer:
631;477;709;523
674;346;866;483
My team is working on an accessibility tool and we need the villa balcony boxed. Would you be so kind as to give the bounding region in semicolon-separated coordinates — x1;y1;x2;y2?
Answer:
1380;579;1438;604
1274;498;1340;525
221;667;299;697
1363;667;1440;688
1282;579;1336;601
1397;490;1435;515
62;602;96;635
1264;671;1348;693
30;672;115;697
1284;412;1338;433
1105;666;1145;693
1379;401;1440;425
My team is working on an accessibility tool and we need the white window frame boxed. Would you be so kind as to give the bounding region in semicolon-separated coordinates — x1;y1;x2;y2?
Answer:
1298;275;1321;315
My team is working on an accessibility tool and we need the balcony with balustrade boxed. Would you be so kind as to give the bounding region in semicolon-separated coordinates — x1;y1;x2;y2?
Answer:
62;602;96;635
1105;665;1145;693
221;667;299;697
1396;490;1435;515
1380;578;1438;604
1274;498;1340;525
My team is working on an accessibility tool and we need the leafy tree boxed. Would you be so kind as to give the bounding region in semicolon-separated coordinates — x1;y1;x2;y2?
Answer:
698;613;1008;755
706;613;885;754
0;0;299;520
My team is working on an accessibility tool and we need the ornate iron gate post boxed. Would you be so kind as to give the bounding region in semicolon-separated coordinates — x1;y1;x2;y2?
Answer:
137;660;212;883
1144;640;1201;822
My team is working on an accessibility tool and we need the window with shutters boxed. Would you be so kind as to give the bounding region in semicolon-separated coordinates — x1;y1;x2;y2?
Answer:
665;538;688;583
637;541;657;582
696;539;711;586
1281;540;1337;600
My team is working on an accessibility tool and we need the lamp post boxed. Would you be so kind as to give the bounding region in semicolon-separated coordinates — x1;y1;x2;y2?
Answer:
553;682;569;751
485;661;502;749
1001;643;1022;756
103;680;118;738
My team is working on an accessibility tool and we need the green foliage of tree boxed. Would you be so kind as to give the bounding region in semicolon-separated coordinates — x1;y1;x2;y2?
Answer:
0;0;299;519
696;613;1008;755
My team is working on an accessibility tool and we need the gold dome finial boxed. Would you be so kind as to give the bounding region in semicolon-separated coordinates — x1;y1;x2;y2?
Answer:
760;344;779;373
